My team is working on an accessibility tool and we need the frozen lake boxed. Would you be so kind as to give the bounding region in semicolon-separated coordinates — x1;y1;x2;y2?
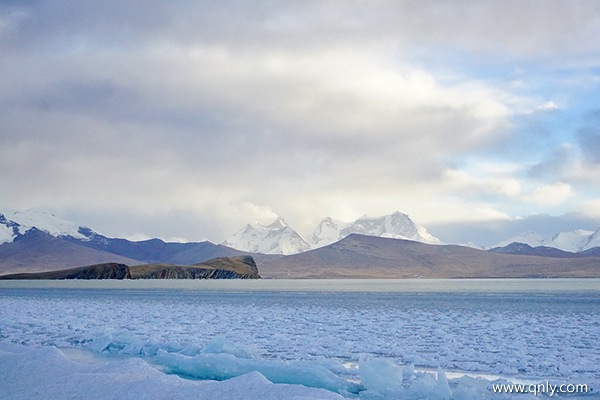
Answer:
1;279;599;399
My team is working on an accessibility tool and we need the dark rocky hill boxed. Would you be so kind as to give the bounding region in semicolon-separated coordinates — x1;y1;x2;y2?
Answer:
0;262;130;280
0;256;260;280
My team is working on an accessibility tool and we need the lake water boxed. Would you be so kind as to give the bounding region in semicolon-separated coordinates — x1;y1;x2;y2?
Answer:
1;279;599;399
2;277;600;291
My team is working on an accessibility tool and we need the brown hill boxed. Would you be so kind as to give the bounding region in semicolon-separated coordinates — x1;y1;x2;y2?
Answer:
0;229;141;275
257;234;600;278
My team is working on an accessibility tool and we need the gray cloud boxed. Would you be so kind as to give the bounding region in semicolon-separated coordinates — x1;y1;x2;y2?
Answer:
577;114;600;165
429;212;600;247
2;1;600;242
527;145;574;179
5;1;600;60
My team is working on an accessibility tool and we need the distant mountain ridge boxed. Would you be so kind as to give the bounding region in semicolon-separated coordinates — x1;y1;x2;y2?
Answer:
488;242;589;258
67;227;245;265
0;228;142;275
257;234;600;278
222;211;442;254
2;208;600;278
0;210;248;275
493;228;600;253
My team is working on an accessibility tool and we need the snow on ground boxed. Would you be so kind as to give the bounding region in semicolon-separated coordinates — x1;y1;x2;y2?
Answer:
1;286;599;399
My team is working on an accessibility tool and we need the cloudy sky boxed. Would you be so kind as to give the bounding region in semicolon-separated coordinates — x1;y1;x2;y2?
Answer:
1;0;600;246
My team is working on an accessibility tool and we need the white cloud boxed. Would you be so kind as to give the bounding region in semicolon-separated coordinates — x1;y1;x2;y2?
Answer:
145;44;512;152
442;167;522;198
437;205;513;223
522;182;574;206
538;101;559;111
582;200;600;219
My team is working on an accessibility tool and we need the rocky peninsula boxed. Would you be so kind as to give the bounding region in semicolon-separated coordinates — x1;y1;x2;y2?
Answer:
0;256;260;280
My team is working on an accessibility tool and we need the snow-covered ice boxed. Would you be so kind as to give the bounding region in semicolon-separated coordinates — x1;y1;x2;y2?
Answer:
0;343;344;400
1;280;599;399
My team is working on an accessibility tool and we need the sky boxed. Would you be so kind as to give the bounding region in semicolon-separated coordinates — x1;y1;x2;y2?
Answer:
1;0;600;246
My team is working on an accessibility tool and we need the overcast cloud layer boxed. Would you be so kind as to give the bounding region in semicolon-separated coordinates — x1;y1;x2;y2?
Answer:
1;1;600;246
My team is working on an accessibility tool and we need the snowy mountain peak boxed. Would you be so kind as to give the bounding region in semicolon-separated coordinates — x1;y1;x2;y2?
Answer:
311;211;443;248
310;217;349;247
223;218;311;255
266;217;288;230
0;208;91;244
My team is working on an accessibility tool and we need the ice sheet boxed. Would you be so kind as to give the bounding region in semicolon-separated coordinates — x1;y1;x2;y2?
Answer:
1;287;598;399
0;343;345;400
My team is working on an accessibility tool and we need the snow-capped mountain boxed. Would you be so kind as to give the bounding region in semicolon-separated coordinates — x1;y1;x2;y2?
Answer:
0;209;248;274
546;229;594;253
310;211;443;248
0;209;90;244
4;207;599;259
310;217;350;248
493;228;599;253
222;217;311;255
492;231;546;249
581;227;600;251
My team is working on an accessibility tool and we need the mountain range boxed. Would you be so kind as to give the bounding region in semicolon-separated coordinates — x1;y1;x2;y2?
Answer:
1;208;600;278
0;209;244;275
309;211;442;248
223;211;442;255
255;234;600;278
492;228;600;253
